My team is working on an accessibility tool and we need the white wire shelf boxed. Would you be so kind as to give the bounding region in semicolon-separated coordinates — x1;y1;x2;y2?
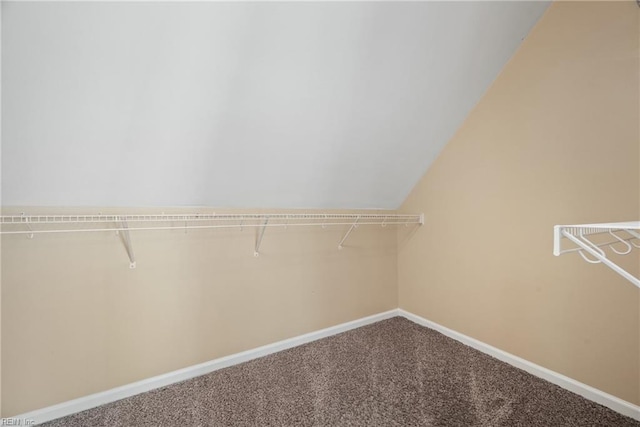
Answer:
1;212;424;268
0;213;422;227
554;221;640;288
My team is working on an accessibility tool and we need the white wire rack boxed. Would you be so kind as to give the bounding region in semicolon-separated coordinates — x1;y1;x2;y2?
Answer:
1;212;424;268
554;221;640;288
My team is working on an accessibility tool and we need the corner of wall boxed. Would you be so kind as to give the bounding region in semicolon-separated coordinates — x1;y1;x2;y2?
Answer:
394;0;640;406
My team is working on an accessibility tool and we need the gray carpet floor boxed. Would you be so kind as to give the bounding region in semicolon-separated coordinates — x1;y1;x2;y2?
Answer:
42;317;639;426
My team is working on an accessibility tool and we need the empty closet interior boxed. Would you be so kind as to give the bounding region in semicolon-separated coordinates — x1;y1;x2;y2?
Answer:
1;1;639;425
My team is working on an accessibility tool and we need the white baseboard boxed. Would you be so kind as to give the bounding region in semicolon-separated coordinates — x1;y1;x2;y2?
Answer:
13;308;640;424
398;309;640;422
15;309;398;425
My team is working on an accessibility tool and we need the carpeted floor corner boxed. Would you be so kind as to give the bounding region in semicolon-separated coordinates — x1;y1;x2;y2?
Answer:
42;317;639;426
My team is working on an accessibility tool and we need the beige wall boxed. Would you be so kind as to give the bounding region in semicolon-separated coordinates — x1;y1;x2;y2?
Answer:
399;1;639;405
0;244;2;417
1;207;398;416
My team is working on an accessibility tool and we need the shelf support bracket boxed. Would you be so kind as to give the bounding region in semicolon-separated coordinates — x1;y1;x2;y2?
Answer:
254;217;269;257
21;213;34;239
557;227;639;288
338;216;360;250
119;218;136;269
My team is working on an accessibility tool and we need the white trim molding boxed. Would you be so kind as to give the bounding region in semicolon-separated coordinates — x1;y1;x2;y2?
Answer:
12;308;640;424
15;310;398;425
398;309;640;422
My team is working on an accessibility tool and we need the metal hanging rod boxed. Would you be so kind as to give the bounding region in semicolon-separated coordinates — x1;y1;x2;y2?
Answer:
1;212;424;268
554;221;640;288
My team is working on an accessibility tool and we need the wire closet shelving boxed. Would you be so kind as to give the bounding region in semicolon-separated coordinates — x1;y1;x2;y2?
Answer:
553;221;640;288
1;212;424;268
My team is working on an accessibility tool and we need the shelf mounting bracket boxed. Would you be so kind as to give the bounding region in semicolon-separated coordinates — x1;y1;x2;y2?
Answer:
338;216;360;250
118;217;136;269
254;217;269;257
554;224;639;288
21;212;34;239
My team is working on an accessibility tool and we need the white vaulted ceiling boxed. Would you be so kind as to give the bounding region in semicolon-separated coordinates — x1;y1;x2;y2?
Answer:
1;1;548;209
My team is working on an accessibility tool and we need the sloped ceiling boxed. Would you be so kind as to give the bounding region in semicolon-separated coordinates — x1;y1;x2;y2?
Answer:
1;1;549;209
